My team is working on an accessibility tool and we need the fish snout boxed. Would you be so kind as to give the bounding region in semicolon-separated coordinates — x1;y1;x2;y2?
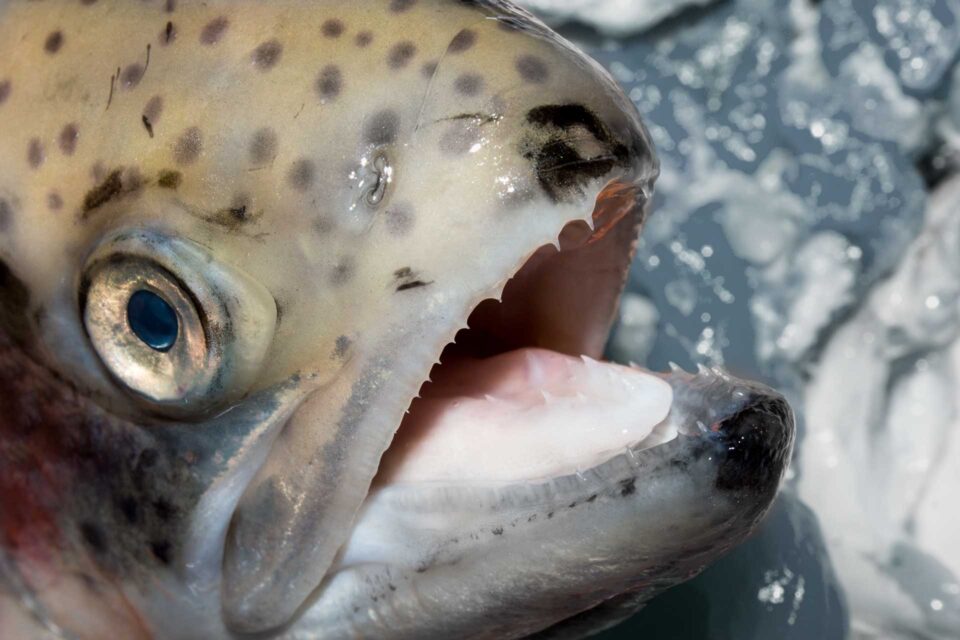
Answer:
709;391;795;497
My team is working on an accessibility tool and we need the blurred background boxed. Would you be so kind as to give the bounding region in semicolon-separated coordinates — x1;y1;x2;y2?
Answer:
513;0;960;638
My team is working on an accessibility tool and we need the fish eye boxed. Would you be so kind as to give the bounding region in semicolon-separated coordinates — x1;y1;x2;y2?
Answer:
81;230;277;411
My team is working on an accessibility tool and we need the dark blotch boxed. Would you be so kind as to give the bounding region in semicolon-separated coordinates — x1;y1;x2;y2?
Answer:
150;540;172;565
117;496;140;524
27;139;44;170
322;19;345;38
516;54;549;83
252;40;283;70
0;200;12;233
396;280;431;292
454;73;484;96
200;17;229;45
80;522;106;554
619;478;636;497
143;95;164;126
330;258;354;286
59;123;79;155
0;258;31;343
121;63;144;89
47;192;63;211
448;29;476;53
153;499;175;522
586;493;598;503
157;170;182;189
161;21;177;45
0;79;10;106
355;31;373;47
44;31;64;54
249;127;278;164
287;159;316;192
389;0;416;12
364;109;400;145
173;127;203;165
316;65;342;100
82;169;123;214
386;204;413;235
333;335;351;359
492;526;504;536
388;41;417;69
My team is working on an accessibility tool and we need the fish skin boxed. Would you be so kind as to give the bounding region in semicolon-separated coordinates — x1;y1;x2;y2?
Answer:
0;1;792;639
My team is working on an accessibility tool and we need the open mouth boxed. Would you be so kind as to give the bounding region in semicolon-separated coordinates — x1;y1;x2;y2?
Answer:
375;180;681;488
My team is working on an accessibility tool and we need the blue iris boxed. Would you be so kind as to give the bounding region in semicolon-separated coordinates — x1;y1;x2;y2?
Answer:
127;289;179;352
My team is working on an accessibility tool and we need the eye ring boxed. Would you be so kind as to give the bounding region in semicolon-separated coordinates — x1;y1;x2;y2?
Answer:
80;229;277;413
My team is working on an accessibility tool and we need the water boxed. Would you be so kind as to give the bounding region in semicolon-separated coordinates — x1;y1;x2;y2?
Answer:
517;0;960;637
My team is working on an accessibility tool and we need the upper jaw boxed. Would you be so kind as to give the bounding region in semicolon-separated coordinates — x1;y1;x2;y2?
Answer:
289;366;794;639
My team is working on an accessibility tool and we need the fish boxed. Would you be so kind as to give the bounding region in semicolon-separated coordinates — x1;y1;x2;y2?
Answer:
0;1;794;638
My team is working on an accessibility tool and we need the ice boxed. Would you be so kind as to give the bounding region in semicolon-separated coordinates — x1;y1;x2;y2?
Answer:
513;0;720;35
512;0;960;636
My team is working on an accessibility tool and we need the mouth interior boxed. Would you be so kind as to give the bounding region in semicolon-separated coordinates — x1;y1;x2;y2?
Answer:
376;183;678;487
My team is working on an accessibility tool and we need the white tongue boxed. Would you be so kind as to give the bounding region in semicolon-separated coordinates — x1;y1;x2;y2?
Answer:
376;348;673;485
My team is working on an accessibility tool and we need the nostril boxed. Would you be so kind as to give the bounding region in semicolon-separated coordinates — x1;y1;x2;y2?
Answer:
713;394;794;494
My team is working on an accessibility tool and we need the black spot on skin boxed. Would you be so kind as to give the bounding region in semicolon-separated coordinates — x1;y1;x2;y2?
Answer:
59;123;79;155
200;17;229;45
150;540;172;565
393;267;432;291
82;169;122;214
252;40;283;70
0;79;10;105
547;511;554;519
173;127;203;165
492;526;504;536
386;204;413;235
333;335;351;359
316;65;342;100
516;54;549;83
249;128;278;164
153;499;175;522
81;0;98;5
161;21;177;46
364;110;400;145
47;192;63;211
330;258;354;286
448;29;477;53
27;139;44;169
454;73;484;96
80;522;106;554
117;496;140;524
388;42;417;69
421;61;438;78
157;170;182;189
322;19;345;38
45;31;64;54
389;0;416;12
586;493;598;503
121;63;144;89
0;258;31;343
142;115;155;138
208;194;259;229
394;267;414;280
568;501;578;509
396;280;431;292
143;95;163;128
140;448;159;468
287;158;316;191
355;31;373;47
619;478;636;497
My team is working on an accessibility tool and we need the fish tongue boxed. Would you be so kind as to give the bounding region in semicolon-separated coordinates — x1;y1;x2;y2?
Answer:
376;348;673;486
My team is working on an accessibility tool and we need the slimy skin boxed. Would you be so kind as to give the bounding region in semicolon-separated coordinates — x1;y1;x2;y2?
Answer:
0;2;793;638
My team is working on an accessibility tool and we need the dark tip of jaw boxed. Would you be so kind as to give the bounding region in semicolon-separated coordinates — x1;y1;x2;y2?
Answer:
713;394;794;494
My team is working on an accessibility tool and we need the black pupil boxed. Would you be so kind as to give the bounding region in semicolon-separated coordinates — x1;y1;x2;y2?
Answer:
127;289;179;352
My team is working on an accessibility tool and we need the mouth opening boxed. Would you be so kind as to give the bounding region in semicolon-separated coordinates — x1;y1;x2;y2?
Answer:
377;182;680;487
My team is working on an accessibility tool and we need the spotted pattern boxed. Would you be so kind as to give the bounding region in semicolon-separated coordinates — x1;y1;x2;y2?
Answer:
322;19;345;38
59;124;79;156
47;192;63;212
387;42;417;69
173;127;203;165
252;40;283;70
143;96;164;127
448;29;477;53
249;128;278;165
389;0;417;12
161;21;177;46
287;159;316;192
121;64;144;89
200;17;229;45
330;258;354;285
0;80;10;106
364;110;400;146
316;65;342;100
516;54;549;84
27;139;44;169
385;204;413;236
355;31;373;47
454;73;484;96
44;31;64;55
